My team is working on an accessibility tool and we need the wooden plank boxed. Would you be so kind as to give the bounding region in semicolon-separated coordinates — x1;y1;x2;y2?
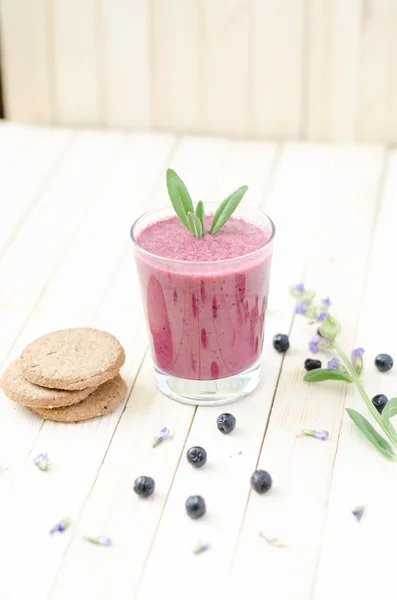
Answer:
200;0;251;136
252;0;305;138
52;0;103;125
0;0;55;122
135;144;335;600
312;150;397;599
101;0;151;128
0;136;230;600
0;131;124;380
152;0;200;132
37;139;274;600
229;145;385;600
357;0;397;143
306;0;362;140
0;127;73;255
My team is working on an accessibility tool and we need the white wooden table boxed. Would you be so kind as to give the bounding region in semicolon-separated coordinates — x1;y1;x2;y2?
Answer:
0;122;396;600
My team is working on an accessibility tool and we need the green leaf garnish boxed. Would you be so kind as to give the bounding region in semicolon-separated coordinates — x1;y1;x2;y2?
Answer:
195;201;205;234
303;368;353;383
187;212;203;238
166;169;194;230
209;185;248;235
346;408;396;459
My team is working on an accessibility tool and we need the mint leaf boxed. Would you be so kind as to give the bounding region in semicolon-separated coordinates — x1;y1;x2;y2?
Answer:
346;408;395;459
187;212;203;238
210;185;248;235
166;169;194;230
195;201;205;235
304;368;353;383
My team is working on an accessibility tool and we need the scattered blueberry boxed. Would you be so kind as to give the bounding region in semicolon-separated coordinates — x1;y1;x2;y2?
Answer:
133;476;155;497
217;413;236;434
375;354;393;373
273;334;289;353
304;358;322;371
250;470;272;494
185;495;206;519
372;394;388;414
186;446;207;468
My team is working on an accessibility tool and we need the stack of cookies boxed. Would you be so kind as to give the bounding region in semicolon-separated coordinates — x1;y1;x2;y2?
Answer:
0;328;127;422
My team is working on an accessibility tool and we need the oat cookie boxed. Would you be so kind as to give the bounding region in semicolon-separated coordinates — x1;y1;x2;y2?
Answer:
20;328;125;390
31;375;127;422
0;359;97;408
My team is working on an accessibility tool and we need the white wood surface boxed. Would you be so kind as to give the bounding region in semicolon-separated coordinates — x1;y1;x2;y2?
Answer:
0;122;393;600
3;0;397;142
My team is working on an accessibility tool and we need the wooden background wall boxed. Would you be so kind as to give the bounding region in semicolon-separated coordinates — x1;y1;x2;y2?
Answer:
1;0;397;142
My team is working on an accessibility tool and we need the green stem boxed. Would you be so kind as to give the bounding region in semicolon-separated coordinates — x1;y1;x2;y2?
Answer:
333;341;397;447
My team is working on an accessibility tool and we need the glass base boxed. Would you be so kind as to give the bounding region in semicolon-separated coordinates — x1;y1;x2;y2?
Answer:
154;360;261;406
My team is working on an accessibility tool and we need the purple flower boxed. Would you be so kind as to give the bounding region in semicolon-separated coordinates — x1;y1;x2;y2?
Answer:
309;334;321;353
34;452;49;471
301;429;329;441
322;297;332;307
317;312;328;322
352;506;365;522
152;427;172;448
327;357;341;369
295;283;305;293
352;347;365;358
50;517;71;535
83;535;112;546
193;540;211;554
295;301;308;315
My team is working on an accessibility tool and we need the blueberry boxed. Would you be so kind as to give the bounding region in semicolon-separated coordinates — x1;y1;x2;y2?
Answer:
304;358;322;371
273;334;289;353
250;470;272;494
217;413;236;434
375;354;393;373
186;446;207;468
372;394;388;414
133;476;155;497
185;495;206;519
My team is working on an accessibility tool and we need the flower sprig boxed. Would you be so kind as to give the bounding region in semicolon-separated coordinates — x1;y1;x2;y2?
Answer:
166;169;248;238
291;283;397;460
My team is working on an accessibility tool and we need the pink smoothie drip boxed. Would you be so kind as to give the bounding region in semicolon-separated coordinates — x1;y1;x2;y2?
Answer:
136;216;272;380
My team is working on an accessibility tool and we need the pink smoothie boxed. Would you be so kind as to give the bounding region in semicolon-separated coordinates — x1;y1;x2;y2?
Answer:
135;215;273;380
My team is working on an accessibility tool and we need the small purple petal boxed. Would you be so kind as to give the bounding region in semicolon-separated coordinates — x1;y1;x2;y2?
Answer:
352;347;365;358
317;312;328;322
300;428;329;441
327;357;341;369
295;301;308;315
309;341;319;353
314;430;329;441
152;427;172;448
321;297;331;307
295;283;305;293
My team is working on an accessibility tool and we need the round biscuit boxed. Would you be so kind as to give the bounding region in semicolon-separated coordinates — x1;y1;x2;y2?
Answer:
0;359;97;408
30;375;127;422
20;328;125;390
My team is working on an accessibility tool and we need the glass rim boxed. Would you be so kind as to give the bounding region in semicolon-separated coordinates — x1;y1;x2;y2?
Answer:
130;203;276;266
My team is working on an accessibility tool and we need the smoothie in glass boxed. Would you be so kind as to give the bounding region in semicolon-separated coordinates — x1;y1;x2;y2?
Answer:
131;203;274;405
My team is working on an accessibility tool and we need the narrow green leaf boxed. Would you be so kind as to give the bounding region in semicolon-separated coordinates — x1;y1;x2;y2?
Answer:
382;398;397;422
303;368;353;383
346;408;395;459
166;169;194;230
187;212;203;238
381;398;397;441
195;201;205;235
210;185;248;235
